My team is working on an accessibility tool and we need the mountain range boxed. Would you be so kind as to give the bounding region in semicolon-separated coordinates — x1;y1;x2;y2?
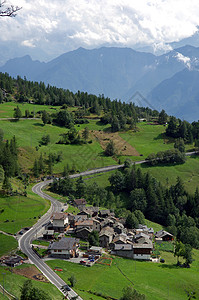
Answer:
1;45;199;121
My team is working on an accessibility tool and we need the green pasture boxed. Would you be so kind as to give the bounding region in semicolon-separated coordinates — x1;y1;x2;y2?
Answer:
0;102;61;118
0;185;50;234
0;264;62;300
74;119;110;132
0;118;116;173
0;234;18;256
47;250;199;300
140;155;199;194
120;122;174;159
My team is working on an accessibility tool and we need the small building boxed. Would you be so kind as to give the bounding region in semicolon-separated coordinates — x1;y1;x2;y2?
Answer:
48;237;79;259
51;212;69;232
99;209;110;218
77;210;91;218
75;219;93;231
76;227;92;240
43;229;54;240
74;199;87;210
132;244;153;260
87;246;103;256
155;230;174;242
99;227;114;248
112;244;134;258
92;219;101;232
3;256;23;267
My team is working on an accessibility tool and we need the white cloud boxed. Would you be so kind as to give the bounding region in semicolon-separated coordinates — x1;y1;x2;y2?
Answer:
1;0;199;60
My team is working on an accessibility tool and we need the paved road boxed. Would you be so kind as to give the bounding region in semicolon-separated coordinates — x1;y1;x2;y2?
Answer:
19;181;81;300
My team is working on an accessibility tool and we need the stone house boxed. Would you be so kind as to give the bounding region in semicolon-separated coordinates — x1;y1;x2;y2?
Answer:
48;237;79;259
51;212;69;232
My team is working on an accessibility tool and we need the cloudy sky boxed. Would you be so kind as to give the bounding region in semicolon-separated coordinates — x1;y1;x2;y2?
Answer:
1;0;199;63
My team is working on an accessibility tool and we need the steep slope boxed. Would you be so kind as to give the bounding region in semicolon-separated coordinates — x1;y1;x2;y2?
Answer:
0;47;155;100
148;68;199;121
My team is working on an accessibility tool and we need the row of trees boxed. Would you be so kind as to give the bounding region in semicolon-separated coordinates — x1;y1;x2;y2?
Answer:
166;116;199;145
146;148;186;166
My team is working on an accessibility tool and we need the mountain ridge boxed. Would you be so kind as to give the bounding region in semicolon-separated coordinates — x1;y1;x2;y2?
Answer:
1;45;199;121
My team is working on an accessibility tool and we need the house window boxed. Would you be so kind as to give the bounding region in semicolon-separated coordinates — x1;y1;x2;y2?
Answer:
54;250;57;252
58;250;62;252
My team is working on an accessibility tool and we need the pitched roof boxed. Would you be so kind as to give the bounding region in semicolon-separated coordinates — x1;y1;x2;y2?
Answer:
75;219;93;227
100;209;110;215
135;232;149;239
132;243;153;249
48;237;79;250
74;199;87;206
114;244;133;251
51;212;68;220
99;226;114;237
155;230;173;238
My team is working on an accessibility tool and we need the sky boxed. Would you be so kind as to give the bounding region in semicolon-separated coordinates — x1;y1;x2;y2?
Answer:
1;0;199;63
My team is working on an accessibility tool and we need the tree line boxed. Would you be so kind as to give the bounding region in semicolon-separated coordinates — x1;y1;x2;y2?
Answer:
0;129;19;194
0;72;160;132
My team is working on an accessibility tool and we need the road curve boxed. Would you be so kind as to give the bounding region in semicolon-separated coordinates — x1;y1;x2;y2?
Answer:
19;181;81;299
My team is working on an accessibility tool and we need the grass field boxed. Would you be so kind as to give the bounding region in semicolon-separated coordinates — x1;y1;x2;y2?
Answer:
46;250;199;300
0;233;18;256
0;118;116;173
0;184;50;234
0;264;63;300
120;122;174;159
0;102;61;118
140;155;199;194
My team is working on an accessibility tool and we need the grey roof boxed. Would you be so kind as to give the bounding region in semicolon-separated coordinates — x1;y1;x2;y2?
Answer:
76;227;92;233
136;237;152;245
155;230;173;238
74;199;87;206
48;237;79;251
100;209;110;215
132;243;153;249
52;212;68;220
114;244;133;251
99;226;114;237
135;232;149;239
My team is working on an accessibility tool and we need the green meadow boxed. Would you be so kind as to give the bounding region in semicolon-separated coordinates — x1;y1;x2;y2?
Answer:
140;155;199;194
0;234;18;257
0;264;63;300
0;118;116;173
0;184;50;234
120;122;174;160
0;102;60;118
46;249;199;300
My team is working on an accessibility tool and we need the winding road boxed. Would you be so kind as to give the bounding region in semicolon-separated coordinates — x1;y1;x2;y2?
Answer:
18;152;196;299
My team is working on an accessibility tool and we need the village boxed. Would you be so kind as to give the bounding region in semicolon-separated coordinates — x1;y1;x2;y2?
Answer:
0;198;174;270
37;198;173;266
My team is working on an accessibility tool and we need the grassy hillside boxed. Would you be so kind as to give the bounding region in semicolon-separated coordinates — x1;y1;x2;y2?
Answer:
0;264;63;300
47;249;199;300
0;102;176;175
0;233;18;256
0;184;50;234
140;155;199;194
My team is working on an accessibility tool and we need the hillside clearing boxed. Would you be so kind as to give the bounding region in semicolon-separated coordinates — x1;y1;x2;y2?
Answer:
91;130;140;156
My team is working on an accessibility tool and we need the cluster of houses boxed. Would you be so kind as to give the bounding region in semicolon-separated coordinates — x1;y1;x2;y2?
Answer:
44;199;173;261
